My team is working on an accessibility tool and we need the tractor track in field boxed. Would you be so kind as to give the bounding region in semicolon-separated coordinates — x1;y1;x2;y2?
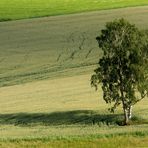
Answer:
0;6;147;87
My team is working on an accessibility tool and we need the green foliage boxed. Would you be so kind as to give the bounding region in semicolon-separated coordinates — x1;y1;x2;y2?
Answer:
91;18;148;124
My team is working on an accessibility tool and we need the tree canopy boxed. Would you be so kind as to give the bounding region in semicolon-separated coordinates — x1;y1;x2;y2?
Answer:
91;18;148;125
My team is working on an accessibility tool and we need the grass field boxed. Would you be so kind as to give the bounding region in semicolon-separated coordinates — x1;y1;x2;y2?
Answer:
0;0;148;21
0;74;148;147
0;136;148;148
0;6;148;87
0;2;148;147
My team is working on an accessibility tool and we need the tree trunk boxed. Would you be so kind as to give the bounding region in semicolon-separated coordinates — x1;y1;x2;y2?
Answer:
123;108;129;125
128;105;132;119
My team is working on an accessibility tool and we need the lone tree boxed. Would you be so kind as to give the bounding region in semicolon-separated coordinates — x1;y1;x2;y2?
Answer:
91;19;148;125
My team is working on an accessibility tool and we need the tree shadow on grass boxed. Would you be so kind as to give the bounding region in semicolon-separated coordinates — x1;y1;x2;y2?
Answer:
0;110;124;126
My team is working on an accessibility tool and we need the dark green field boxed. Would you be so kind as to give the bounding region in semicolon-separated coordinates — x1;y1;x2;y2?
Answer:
0;6;148;87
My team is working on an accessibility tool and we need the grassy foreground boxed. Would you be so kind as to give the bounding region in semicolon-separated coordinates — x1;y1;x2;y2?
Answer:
0;0;148;21
0;136;148;148
0;74;148;147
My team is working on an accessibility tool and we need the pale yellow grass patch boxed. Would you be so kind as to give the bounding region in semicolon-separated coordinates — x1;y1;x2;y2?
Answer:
0;74;105;113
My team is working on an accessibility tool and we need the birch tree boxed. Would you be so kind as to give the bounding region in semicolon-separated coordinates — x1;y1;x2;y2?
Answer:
91;19;148;125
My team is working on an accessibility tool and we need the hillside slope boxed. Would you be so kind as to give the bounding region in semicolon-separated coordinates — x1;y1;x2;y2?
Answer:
0;6;148;87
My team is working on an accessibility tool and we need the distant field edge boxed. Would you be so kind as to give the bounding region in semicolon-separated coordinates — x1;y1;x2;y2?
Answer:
0;2;148;22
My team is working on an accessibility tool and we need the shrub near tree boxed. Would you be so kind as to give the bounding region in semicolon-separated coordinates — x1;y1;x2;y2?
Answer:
91;19;148;125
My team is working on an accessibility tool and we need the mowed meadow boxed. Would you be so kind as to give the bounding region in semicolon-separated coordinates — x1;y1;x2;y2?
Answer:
0;1;148;147
0;0;148;21
0;6;148;87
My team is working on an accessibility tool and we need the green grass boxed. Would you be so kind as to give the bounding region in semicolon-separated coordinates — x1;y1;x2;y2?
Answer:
0;136;147;148
0;5;148;147
0;0;148;22
0;6;148;87
0;74;148;147
0;130;148;147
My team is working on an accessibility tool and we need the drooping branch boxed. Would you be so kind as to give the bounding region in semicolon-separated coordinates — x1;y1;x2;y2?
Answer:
133;92;147;105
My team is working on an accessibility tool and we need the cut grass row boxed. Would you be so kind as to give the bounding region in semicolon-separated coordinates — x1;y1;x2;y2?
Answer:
1;124;148;139
0;0;148;22
0;134;148;148
0;121;148;147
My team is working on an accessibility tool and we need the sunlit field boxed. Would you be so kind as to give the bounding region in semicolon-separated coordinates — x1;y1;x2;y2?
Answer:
0;0;148;21
0;1;148;147
0;74;148;147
